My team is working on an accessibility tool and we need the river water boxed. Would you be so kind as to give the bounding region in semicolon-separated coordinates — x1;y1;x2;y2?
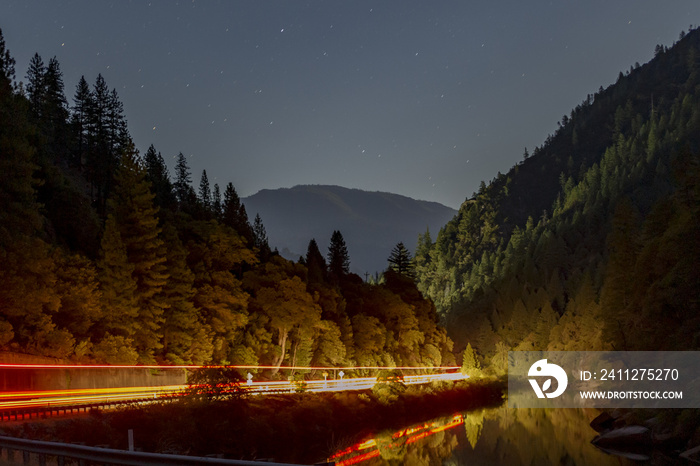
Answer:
327;406;651;465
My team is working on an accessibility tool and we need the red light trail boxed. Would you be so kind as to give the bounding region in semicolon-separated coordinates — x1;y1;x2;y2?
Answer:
0;368;469;414
0;364;460;370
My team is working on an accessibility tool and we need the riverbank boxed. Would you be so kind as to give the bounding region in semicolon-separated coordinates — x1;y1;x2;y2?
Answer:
0;378;505;464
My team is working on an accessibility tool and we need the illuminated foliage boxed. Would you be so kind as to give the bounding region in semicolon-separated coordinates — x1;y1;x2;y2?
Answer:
460;343;481;375
186;365;245;402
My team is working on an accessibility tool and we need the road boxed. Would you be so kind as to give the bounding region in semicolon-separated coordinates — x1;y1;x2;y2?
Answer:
0;370;469;415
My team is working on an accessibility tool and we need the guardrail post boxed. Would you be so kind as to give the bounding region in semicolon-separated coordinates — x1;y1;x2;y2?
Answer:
57;456;65;466
22;449;29;464
38;453;46;466
7;447;14;461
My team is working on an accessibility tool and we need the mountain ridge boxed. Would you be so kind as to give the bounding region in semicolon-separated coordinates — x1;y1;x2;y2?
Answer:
242;184;457;275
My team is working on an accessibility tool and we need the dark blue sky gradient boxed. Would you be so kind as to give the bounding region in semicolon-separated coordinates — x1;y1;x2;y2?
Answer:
2;1;699;208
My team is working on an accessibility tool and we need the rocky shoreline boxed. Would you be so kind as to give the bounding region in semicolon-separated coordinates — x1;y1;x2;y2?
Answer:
590;410;700;463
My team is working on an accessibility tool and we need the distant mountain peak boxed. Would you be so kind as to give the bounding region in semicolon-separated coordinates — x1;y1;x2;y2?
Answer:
243;185;456;275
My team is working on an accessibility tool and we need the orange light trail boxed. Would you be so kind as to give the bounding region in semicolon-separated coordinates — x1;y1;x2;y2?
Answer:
0;369;468;414
0;363;460;370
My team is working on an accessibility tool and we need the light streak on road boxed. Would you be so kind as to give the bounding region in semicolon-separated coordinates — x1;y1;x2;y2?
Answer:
0;364;460;370
0;367;468;413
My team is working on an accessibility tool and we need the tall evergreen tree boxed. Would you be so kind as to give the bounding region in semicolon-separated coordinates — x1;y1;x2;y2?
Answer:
106;88;128;156
97;214;139;339
198;169;211;213
253;213;271;259
327;230;350;278
0;28;14;89
41;57;70;163
143;144;176;211
107;144;168;361
159;223;213;364
212;183;222;219
25;53;45;120
387;242;415;278
71;76;92;167
83;74;126;216
305;238;327;284
173;152;196;212
222;182;254;245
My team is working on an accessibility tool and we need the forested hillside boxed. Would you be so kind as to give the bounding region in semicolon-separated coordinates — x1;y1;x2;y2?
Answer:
0;29;454;369
415;27;700;365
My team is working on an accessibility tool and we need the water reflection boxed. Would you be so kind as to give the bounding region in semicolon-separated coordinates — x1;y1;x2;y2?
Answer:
328;407;643;465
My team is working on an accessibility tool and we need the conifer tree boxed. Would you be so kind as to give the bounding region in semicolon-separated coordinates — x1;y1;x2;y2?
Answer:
174;152;196;212
253;213;271;259
41;57;69;163
222;182;254;245
53;251;102;343
143;144;176;211
305;238;327;284
106;88;128;155
327;230;350;278
25;53;45;120
461;343;481;375
212;183;222;219
71;76;92;167
387;242;415;277
107;144;168;361
159;224;213;364
198;169;211;213
97;214;139;339
0;28;14;89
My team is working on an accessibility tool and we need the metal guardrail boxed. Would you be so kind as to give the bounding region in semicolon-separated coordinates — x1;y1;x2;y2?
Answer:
0;396;168;422
0;435;322;466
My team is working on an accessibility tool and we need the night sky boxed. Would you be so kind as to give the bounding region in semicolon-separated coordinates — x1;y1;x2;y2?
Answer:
2;1;699;208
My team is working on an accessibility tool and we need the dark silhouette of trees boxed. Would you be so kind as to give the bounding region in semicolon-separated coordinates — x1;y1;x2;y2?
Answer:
305;238;327;284
327;230;350;279
387;242;415;278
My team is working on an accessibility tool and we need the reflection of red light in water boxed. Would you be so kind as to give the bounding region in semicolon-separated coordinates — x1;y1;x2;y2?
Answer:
331;414;464;466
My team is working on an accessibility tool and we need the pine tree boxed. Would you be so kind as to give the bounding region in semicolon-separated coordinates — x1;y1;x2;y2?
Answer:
42;57;69;163
97;214;139;338
71;76;92;167
461;343;481;375
85;74;124;216
25;53;45;120
198;169;211;213
212;183;222;219
0;28;15;90
143;144;176;211
107;144;168;361
159;224;213;364
106;88;128;156
222;182;254;245
253;213;271;259
387;242;415;277
174;152;196;212
327;230;350;278
305;238;327;284
53;251;102;342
